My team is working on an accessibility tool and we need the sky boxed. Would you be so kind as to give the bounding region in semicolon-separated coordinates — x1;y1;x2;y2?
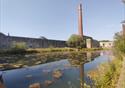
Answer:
0;0;124;41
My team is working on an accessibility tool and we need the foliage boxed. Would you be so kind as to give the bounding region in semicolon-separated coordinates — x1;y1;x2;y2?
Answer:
81;48;103;51
114;32;125;54
99;40;111;42
0;47;103;55
29;48;76;53
88;57;122;88
11;42;27;50
4;42;28;54
67;34;86;48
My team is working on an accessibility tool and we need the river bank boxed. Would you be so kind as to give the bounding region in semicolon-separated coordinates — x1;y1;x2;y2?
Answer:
0;48;104;71
0;48;105;55
88;53;123;88
0;50;101;71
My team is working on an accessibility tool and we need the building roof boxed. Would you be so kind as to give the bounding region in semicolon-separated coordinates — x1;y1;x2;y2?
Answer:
0;32;6;36
99;40;113;42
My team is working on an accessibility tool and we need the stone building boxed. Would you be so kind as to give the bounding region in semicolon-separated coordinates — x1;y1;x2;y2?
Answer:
99;41;113;48
0;33;66;49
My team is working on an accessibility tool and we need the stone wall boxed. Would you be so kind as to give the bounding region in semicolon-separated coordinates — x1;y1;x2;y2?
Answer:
86;38;100;48
85;36;99;48
0;33;67;49
0;33;100;49
92;39;100;48
0;33;9;48
99;41;113;48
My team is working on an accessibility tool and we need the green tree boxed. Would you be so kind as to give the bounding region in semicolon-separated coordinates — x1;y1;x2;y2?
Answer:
114;32;125;54
67;34;86;48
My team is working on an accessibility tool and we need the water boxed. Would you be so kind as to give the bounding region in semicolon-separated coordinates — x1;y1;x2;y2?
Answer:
1;51;112;88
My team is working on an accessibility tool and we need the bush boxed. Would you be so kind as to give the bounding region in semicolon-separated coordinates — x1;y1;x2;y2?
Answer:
88;57;122;88
114;32;125;54
11;42;27;50
5;42;27;54
67;34;86;49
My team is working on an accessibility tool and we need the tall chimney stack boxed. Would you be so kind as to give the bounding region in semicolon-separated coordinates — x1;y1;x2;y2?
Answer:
78;3;83;37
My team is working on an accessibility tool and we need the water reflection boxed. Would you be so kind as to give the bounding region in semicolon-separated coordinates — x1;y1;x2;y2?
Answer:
0;51;105;88
0;52;69;70
68;52;100;66
68;52;100;88
0;52;100;71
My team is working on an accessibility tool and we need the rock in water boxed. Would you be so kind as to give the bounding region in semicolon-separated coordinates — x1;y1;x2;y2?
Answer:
29;83;41;88
25;75;33;79
52;70;63;79
44;80;53;86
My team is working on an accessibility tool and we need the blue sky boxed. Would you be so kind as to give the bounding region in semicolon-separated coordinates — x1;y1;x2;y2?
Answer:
0;0;124;40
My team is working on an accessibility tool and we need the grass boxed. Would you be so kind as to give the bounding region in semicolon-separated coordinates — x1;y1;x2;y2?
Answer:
0;47;104;55
26;47;104;53
0;49;38;55
27;48;76;53
88;55;123;88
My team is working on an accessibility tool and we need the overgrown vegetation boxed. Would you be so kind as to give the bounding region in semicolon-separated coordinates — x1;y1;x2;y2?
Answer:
0;47;103;55
28;48;76;53
114;32;125;54
88;32;125;88
113;31;125;87
0;42;38;54
88;56;122;88
67;34;86;49
9;42;27;54
11;42;27;50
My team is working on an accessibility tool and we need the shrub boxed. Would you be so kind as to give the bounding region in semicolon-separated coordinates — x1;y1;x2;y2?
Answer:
114;32;125;54
67;34;86;49
88;57;122;88
5;42;27;54
11;42;27;50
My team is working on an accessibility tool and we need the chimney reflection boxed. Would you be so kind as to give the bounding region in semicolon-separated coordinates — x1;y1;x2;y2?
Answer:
68;51;100;88
80;63;84;88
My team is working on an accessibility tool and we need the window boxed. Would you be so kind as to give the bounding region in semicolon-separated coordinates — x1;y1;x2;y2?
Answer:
103;43;105;47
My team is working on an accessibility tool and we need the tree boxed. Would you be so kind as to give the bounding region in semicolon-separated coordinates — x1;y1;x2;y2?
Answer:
67;34;86;48
114;32;125;54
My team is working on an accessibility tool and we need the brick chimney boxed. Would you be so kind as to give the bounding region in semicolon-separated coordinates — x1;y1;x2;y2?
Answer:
78;3;83;37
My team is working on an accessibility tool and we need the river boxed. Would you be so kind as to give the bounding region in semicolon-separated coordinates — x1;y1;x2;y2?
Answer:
0;50;112;88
